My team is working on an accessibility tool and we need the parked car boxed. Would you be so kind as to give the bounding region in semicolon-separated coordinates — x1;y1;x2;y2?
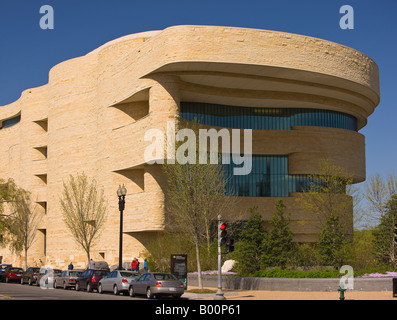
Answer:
20;267;41;285
3;267;24;283
128;272;184;299
98;270;139;295
54;269;83;289
75;269;110;292
0;264;12;282
36;268;62;287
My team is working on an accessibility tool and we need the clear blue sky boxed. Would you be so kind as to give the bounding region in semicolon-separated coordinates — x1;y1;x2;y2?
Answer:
0;0;396;183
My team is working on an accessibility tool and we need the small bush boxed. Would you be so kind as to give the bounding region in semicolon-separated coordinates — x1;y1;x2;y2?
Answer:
253;268;341;278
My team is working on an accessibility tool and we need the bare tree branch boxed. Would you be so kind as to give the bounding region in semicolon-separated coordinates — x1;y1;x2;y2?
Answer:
59;173;108;265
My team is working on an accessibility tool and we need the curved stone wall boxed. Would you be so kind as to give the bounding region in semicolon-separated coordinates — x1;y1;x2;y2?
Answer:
0;25;380;267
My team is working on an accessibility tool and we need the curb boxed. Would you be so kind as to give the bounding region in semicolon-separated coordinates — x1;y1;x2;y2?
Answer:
182;291;238;300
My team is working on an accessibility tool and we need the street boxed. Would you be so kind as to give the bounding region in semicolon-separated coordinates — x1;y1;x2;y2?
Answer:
0;282;152;300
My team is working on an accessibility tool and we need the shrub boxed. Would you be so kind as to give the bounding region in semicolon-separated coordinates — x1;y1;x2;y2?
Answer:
253;268;341;278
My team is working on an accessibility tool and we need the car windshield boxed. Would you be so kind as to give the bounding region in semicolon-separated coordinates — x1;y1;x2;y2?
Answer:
120;272;138;278
94;270;109;276
153;273;178;281
69;271;82;277
31;268;40;272
0;265;11;271
9;268;23;272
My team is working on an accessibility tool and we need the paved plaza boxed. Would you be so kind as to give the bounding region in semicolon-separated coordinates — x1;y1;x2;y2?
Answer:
186;286;396;300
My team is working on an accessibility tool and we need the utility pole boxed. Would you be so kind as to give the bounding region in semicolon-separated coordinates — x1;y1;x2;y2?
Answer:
214;214;225;300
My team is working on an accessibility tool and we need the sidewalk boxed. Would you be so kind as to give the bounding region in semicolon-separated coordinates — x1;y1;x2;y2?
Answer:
183;286;396;300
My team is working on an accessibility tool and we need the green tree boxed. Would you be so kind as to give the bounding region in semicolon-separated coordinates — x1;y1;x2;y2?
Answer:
261;200;294;268
372;195;397;266
233;207;267;275
296;158;354;234
0;180;42;269
0;178;20;244
7;189;42;270
162;122;233;289
345;230;377;270
317;214;347;267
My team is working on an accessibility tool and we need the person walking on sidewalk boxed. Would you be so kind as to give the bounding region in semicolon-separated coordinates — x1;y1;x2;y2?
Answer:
131;258;138;272
144;259;148;273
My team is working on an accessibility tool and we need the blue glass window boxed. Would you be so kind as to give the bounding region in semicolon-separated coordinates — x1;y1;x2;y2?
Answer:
180;102;357;131
223;154;317;197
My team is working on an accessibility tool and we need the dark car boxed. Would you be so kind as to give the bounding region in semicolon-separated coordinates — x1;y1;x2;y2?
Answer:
20;267;41;285
0;264;12;282
75;269;109;292
3;267;24;283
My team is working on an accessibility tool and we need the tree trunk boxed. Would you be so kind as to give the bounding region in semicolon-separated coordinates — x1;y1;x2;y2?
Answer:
86;248;91;268
206;224;211;256
24;248;28;270
195;240;203;289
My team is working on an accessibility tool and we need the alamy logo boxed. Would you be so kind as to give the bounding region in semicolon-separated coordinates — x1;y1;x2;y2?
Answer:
339;5;354;30
339;265;354;289
144;121;253;175
39;5;54;30
39;266;55;289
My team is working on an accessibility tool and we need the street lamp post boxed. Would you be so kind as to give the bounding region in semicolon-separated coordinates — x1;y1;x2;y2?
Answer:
214;214;225;300
117;184;127;270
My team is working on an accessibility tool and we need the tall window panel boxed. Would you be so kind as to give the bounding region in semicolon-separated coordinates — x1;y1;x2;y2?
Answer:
222;155;317;197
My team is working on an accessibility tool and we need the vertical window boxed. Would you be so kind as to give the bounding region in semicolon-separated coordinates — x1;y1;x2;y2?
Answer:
222;154;323;197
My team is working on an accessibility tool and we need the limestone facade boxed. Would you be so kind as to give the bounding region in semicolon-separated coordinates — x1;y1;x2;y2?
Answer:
0;25;380;269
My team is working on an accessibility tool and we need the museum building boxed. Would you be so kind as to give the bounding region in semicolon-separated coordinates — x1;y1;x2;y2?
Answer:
0;25;380;268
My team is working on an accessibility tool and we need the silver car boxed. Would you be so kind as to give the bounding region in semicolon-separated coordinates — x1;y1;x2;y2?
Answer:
98;270;139;295
128;272;184;299
54;269;83;289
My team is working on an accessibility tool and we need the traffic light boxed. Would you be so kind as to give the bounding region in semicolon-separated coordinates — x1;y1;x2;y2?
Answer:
226;238;235;253
220;223;227;245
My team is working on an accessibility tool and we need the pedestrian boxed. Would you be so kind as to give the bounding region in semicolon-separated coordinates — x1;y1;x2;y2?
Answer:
136;259;140;273
131;258;137;272
89;259;95;269
68;262;74;270
143;259;148;273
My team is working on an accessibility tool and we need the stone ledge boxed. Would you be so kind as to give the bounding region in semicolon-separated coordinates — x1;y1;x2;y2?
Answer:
187;275;394;292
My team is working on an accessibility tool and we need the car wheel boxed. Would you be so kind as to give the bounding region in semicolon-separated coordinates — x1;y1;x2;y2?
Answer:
113;285;119;295
98;283;103;294
75;282;80;291
146;287;153;299
63;281;67;290
129;286;135;297
87;283;92;292
28;278;32;286
5;277;8;283
20;278;24;285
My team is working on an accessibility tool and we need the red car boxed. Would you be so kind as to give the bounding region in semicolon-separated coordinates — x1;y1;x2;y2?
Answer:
4;267;24;283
